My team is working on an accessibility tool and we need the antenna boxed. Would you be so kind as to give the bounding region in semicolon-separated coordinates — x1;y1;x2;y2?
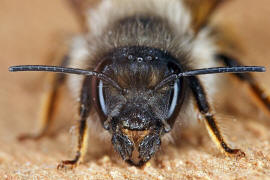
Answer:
9;65;266;92
9;65;123;91
155;66;265;90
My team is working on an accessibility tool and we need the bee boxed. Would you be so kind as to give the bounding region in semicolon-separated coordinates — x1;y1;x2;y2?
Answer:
9;0;270;168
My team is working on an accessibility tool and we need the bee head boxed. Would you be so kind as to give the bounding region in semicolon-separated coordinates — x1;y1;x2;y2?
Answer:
92;46;186;165
10;46;263;166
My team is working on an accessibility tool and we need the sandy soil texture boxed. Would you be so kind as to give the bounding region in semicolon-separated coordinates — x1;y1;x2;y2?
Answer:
1;0;270;179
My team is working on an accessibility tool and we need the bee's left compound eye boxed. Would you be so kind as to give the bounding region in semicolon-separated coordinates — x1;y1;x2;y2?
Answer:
167;79;181;118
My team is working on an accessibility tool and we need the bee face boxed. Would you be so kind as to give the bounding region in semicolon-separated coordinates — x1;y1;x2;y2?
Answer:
91;46;185;165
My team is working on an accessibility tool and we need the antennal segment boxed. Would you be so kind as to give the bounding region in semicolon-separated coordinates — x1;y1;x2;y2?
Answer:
155;66;266;91
9;65;123;91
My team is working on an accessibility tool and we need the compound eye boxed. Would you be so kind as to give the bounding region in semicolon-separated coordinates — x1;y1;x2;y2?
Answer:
98;80;107;115
167;79;180;118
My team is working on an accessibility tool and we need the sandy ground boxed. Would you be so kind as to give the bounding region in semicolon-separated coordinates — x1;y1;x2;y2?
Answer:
1;0;270;179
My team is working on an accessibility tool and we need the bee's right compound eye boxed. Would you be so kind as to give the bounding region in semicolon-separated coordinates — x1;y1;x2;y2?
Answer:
98;80;107;115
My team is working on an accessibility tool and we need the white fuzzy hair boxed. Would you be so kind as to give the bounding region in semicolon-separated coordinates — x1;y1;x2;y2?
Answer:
87;0;191;37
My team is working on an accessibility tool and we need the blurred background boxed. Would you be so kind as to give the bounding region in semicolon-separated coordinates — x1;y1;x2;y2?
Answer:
1;0;270;179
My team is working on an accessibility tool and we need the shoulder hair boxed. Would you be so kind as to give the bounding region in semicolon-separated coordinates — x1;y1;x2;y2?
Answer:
86;0;192;37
